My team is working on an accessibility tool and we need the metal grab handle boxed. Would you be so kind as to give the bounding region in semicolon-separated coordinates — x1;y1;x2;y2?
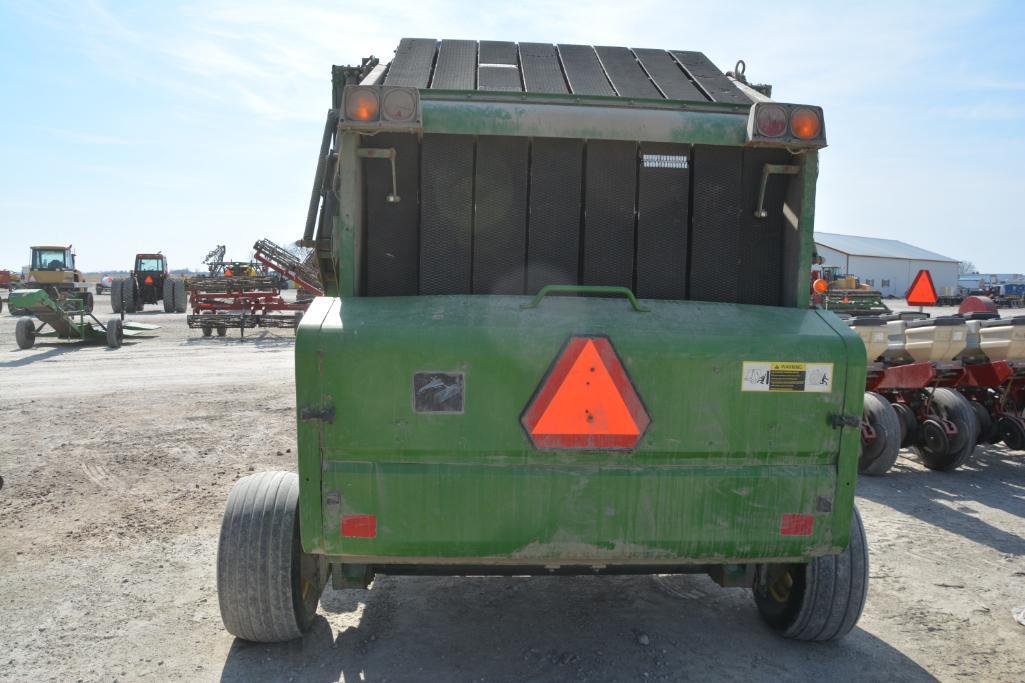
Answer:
520;285;649;312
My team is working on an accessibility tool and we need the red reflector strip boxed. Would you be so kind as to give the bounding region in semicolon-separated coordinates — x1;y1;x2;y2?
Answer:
780;514;814;536
340;514;377;538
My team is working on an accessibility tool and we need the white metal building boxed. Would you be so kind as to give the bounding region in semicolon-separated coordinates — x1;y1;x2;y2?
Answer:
814;233;960;298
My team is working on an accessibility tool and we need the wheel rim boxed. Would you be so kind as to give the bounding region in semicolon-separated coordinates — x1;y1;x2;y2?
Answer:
921;419;949;453
999;417;1025;451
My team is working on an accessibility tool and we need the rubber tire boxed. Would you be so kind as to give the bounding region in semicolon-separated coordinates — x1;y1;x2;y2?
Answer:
998;415;1025;451
82;291;94;313
216;326;227;337
106;317;124;348
753;506;869;641
15;317;36;350
860;392;901;476
217;471;327;643
202;325;212;337
163;278;175;313
911;388;978;471
891;402;918;448
969;401;994;445
173;279;187;313
110;279;123;314
120;278;138;313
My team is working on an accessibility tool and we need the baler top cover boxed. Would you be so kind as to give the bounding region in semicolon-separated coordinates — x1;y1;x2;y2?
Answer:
366;39;750;105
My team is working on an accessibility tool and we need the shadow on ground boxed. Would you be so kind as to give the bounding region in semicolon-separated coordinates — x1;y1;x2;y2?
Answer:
859;445;1025;555
221;574;933;683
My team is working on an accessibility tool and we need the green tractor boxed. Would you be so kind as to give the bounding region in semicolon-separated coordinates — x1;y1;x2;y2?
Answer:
216;39;868;644
111;253;187;313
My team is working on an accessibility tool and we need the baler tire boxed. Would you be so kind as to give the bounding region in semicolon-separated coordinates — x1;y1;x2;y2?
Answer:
110;279;123;314
911;388;977;471
106;317;124;348
753;506;869;642
15;317;36;350
860;392;901;476
173;279;187;313
216;471;327;643
163;279;175;313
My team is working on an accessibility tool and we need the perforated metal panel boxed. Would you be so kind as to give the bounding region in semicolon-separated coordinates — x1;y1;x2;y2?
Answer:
384;38;437;88
636;143;691;299
583;141;636;288
420;134;474;294
519;43;569;94
690;146;743;302
527;138;583;293
596;46;661;99
364;133;420;296
432;40;476;90
632;48;705;101
474;137;529;294
738;148;790;305
671;51;750;104
557;44;616;96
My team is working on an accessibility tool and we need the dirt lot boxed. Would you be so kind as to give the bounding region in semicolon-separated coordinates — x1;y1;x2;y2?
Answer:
1;295;1023;682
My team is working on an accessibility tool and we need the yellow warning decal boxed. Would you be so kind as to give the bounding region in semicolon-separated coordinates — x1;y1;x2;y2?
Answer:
741;361;834;393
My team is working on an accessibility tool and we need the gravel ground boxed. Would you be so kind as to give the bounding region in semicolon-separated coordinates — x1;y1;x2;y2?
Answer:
1;294;1023;682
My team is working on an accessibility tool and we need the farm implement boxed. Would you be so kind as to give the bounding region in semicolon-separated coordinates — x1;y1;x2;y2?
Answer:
10;288;159;350
846;311;1025;474
216;38;873;645
186;244;308;337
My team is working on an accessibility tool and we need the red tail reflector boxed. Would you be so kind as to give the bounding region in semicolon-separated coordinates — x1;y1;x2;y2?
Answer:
341;514;377;538
144;276;153;284
780;514;814;536
522;336;649;450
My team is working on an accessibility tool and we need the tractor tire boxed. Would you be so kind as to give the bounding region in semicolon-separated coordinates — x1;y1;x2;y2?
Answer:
163;278;175;313
753;506;868;641
122;279;138;313
110;279;123;314
911;388;977;471
15;317;36;350
106;317;124;348
217;471;327;643
216;325;227;337
173;279;187;313
859;392;901;476
201;325;213;337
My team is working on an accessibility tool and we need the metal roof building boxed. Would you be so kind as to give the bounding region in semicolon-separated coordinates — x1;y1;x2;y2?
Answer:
814;232;960;298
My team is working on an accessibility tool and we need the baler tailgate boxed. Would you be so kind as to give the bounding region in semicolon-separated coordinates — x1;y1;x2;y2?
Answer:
298;295;860;564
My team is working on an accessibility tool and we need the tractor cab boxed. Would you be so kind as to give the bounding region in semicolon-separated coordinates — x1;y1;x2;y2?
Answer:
31;246;75;272
134;254;168;275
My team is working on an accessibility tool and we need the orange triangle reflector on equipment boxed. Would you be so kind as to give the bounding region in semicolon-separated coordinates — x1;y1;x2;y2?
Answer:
521;337;650;450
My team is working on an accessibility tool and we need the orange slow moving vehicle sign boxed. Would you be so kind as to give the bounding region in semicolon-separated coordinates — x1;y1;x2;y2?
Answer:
906;269;938;306
522;336;650;450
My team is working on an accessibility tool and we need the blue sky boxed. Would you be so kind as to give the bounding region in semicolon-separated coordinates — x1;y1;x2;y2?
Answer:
0;0;1022;272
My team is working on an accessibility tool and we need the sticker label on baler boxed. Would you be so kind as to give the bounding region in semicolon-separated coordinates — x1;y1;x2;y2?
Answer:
741;362;834;393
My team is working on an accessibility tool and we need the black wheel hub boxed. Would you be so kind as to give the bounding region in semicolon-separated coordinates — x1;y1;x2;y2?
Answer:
920;418;950;454
998;415;1025;451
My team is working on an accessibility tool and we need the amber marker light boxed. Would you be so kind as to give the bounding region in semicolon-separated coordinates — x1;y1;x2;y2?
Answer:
791;107;821;140
345;88;380;122
812;278;829;294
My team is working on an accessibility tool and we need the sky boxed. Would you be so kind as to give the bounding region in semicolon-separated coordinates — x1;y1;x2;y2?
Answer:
0;0;1022;273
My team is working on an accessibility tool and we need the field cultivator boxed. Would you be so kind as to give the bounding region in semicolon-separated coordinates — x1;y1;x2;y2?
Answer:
252;239;323;298
186;275;305;337
846;312;1025;474
9;288;159;350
